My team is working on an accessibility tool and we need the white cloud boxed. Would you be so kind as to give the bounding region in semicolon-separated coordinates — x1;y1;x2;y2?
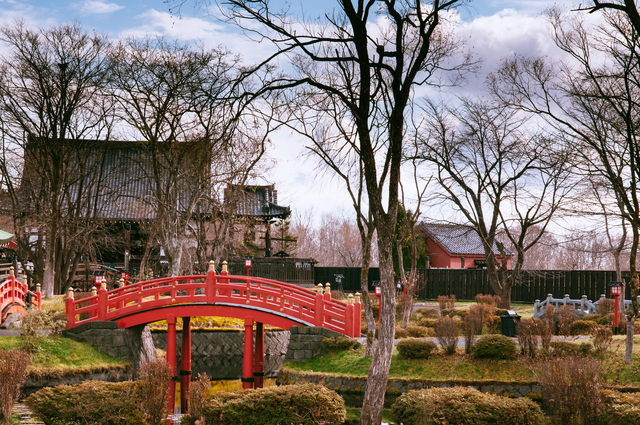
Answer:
79;1;124;15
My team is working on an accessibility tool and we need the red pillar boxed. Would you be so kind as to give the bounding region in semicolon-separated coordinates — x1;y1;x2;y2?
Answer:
253;322;264;388
180;317;192;413
242;317;254;389
166;315;177;420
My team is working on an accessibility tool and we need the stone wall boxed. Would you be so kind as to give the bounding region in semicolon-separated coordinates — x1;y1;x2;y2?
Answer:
284;325;347;362
277;368;542;407
23;367;131;397
151;329;290;361
63;321;155;375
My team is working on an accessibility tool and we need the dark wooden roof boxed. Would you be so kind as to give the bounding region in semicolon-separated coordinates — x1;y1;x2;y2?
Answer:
420;222;513;257
224;185;291;220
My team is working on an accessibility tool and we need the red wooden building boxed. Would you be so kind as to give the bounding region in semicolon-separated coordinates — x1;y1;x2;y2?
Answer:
419;222;512;270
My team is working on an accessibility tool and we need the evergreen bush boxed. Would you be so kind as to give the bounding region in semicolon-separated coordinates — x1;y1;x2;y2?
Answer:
321;336;357;352
26;381;143;425
396;338;437;359
183;384;346;425
391;387;545;425
600;390;640;424
473;334;516;360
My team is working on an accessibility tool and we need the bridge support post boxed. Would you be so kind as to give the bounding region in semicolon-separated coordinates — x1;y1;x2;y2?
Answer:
166;315;177;420
180;316;192;413
242;317;254;389
253;322;264;389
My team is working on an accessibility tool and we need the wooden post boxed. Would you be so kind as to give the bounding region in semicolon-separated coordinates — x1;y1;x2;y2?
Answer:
346;294;354;337
65;287;75;329
253;322;264;388
180;317;192;413
315;292;324;327
97;282;107;321
206;260;216;304
35;284;42;311
354;293;361;338
242;317;254;389
166;315;177;420
220;261;230;298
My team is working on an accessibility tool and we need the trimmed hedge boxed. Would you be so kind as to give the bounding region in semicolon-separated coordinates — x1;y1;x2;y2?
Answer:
321;336;357;352
601;390;640;424
26;381;143;425
397;338;437;359
473;334;516;360
391;387;545;425
550;340;593;357
182;383;346;425
570;320;597;335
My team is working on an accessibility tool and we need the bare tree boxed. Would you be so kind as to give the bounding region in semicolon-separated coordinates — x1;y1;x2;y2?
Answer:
110;37;271;276
0;21;114;296
417;98;570;309
490;7;640;361
217;1;473;422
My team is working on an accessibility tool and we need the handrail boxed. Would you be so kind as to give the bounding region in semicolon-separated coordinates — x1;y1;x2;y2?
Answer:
533;293;640;318
65;261;361;338
0;267;42;318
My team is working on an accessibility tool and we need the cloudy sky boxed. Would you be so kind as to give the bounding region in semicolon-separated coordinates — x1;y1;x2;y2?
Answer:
0;0;581;223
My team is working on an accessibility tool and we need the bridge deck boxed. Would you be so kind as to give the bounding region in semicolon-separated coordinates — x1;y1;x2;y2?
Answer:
66;263;361;338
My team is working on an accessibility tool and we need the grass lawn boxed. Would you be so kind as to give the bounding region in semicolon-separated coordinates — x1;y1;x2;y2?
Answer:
0;335;129;378
288;336;640;386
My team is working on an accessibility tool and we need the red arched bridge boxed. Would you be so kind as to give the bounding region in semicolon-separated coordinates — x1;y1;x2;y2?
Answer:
0;268;42;322
65;261;361;418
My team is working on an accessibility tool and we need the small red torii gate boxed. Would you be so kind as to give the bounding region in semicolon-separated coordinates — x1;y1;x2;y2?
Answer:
0;267;42;322
65;261;361;418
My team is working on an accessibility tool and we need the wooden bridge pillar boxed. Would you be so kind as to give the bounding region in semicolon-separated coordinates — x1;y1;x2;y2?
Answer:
242;317;254;389
253;322;264;388
180;317;192;413
166;315;177;420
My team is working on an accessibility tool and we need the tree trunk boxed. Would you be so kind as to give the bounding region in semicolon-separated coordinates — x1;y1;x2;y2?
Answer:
402;281;416;328
360;224;396;425
42;256;55;297
360;235;377;357
625;316;635;364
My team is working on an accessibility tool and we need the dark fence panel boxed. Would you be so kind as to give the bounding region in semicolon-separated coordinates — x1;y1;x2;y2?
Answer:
416;269;633;302
314;267;380;292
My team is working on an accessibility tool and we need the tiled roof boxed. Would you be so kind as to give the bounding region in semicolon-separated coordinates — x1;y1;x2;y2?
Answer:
225;185;291;220
420;222;513;256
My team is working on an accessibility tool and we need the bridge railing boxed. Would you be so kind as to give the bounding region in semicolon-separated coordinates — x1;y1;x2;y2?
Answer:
533;293;640;318
65;261;361;338
0;267;42;316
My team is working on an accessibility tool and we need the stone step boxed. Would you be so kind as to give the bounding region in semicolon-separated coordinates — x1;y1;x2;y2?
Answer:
11;403;44;424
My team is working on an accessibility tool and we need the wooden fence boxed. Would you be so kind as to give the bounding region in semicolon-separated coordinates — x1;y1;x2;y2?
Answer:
313;267;633;303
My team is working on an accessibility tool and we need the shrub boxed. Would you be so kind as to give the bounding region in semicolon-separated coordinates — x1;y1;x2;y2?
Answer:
475;293;500;306
185;384;346;425
484;314;502;334
406;326;428;338
600;390;640;424
137;358;172;425
571;319;597;335
469;303;496;327
188;373;211;425
416;308;439;319
550;341;593;357
26;381;143;425
582;314;602;322
0;349;30;424
417;317;437;328
447;294;456;308
440;308;468;319
473;334;516;360
494;308;508;317
461;314;482;355
592;326;613;356
434;316;458;355
330;289;345;300
21;307;67;350
396;339;437;360
556;307;580;336
395;326;408;339
322;336;357;352
597;298;615;315
437;295;448;310
517;318;539;358
536;356;603;425
391;387;545;425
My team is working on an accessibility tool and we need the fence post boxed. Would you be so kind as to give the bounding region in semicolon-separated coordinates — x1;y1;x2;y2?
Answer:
98;282;107;321
354;293;361;338
345;294;354;337
581;295;587;314
66;287;75;329
324;283;331;301
35;284;41;311
315;292;324;327
206;260;216;304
